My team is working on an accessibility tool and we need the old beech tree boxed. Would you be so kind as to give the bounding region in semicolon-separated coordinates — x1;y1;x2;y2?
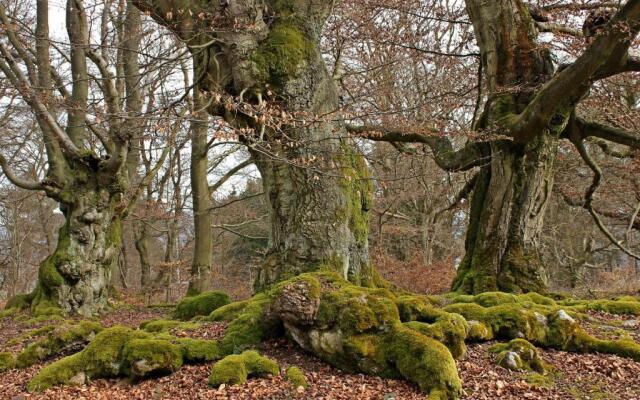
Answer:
350;0;640;293
134;0;374;290
0;1;169;315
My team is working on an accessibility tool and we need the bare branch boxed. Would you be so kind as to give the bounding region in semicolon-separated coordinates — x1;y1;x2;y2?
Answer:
0;154;43;191
570;133;640;260
346;124;488;171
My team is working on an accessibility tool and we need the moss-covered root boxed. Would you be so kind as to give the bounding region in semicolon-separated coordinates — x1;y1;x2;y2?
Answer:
0;352;16;372
173;291;230;320
489;339;548;373
17;320;103;368
28;325;216;391
122;339;183;379
385;326;462;399
208;350;279;387
285;366;308;389
269;272;463;399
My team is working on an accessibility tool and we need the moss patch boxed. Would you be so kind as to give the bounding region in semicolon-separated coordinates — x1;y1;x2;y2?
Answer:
173;291;230;320
17;320;103;368
122;339;183;378
177;338;220;363
0;352;16;372
208;350;279;387
285;365;308;389
490;339;548;373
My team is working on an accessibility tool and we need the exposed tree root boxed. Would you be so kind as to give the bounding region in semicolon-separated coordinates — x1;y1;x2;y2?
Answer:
13;272;640;399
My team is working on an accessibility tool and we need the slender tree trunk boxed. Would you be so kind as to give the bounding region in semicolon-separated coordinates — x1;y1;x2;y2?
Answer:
188;86;213;296
134;221;152;288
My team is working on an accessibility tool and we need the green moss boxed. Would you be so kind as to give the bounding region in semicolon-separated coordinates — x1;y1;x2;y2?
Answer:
122;339;183;378
490;339;548;373
384;325;462;399
285;366;308;388
518;292;557;306
208;350;279;387
0;352;16;372
140;319;201;333
336;140;374;250
17;320;103;368
523;372;557;388
403;312;469;359
219;295;279;355
252;21;312;88
27;325;205;391
395;295;443;322
0;308;18;318
208;300;250;321
80;326;143;378
560;299;640;316
5;293;32;310
173;291;230;320
27;352;85;392
616;296;639;302
177;338;220;363
443;302;547;343
466;320;494;341
473;292;518;307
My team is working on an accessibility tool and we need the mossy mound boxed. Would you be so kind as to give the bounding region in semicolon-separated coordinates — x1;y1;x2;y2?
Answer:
285;366;308;389
173;291;230;320
490;339;548;373
17;320;103;368
0;352;16;372
177;338;220;363
122;339;183;378
208;350;279;387
140;319;201;333
269;272;463;399
558;299;640;316
28;325;210;391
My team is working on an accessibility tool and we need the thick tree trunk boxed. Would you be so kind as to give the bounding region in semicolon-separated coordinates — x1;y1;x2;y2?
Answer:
452;133;559;293
34;185;122;316
132;0;375;291
450;0;569;293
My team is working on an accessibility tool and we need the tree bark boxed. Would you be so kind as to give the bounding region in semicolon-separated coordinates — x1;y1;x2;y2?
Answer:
135;0;374;291
188;86;213;295
452;134;559;293
35;182;122;316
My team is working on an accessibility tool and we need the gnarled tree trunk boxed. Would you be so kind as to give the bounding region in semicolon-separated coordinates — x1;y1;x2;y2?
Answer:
36;181;122;316
135;0;374;291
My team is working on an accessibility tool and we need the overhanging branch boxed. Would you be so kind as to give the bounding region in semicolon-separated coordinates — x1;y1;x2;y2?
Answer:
346;124;488;172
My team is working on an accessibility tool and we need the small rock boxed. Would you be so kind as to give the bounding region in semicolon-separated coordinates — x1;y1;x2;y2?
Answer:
503;351;521;370
69;372;86;386
621;320;638;328
557;309;575;323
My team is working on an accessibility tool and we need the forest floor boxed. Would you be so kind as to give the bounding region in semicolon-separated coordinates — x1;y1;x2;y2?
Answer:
1;305;640;400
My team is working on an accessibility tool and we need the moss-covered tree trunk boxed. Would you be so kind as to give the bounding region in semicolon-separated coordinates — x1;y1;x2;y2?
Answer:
135;0;374;291
452;133;559;293
35;181;123;316
448;0;566;294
